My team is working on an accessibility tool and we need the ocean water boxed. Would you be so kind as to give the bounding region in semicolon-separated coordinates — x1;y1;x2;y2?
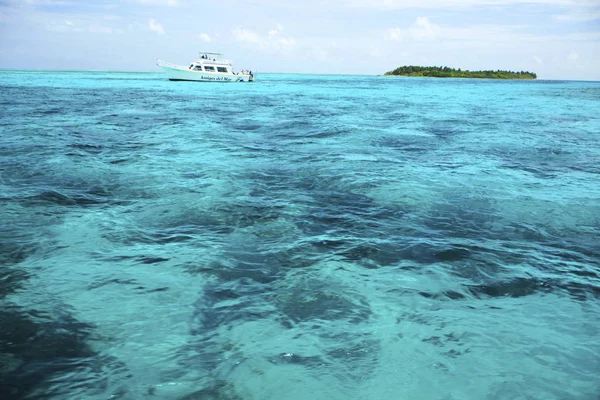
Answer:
0;70;599;400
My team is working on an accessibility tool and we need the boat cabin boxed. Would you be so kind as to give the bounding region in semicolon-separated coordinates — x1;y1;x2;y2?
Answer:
188;52;234;74
189;64;231;73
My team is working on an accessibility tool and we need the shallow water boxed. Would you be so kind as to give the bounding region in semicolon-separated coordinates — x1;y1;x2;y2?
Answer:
1;70;599;399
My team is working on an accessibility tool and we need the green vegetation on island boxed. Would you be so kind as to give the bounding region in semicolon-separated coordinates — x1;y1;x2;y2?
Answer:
384;65;537;79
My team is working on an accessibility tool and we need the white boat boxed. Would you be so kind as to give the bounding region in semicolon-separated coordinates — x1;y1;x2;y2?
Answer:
157;52;254;82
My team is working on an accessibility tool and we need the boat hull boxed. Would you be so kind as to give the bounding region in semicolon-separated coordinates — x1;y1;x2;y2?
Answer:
159;64;253;82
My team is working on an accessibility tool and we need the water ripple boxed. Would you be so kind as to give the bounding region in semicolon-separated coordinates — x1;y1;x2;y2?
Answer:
1;71;599;399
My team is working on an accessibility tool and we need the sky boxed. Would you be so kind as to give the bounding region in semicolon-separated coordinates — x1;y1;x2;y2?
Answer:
0;0;598;80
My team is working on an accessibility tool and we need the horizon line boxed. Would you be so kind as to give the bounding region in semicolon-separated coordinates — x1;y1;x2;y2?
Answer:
0;68;598;82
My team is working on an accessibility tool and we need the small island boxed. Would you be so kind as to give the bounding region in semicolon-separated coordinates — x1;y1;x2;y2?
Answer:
384;66;536;79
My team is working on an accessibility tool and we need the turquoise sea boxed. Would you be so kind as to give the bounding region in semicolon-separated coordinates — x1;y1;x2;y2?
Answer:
1;70;599;399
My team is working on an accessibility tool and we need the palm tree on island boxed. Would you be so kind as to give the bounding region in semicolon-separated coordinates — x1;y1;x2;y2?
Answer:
384;65;536;79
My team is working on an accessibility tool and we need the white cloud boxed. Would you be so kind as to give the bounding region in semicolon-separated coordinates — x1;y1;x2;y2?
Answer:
272;36;296;51
533;56;543;64
555;11;600;21
268;24;285;36
385;27;402;41
567;50;578;61
136;0;180;6
23;0;73;6
233;25;296;54
148;18;165;34
45;18;118;34
199;33;211;42
88;24;113;34
233;27;261;44
410;17;441;40
47;19;82;32
383;20;530;45
345;0;598;9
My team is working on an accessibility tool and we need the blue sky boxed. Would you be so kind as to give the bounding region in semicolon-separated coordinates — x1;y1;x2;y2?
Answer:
0;0;598;80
